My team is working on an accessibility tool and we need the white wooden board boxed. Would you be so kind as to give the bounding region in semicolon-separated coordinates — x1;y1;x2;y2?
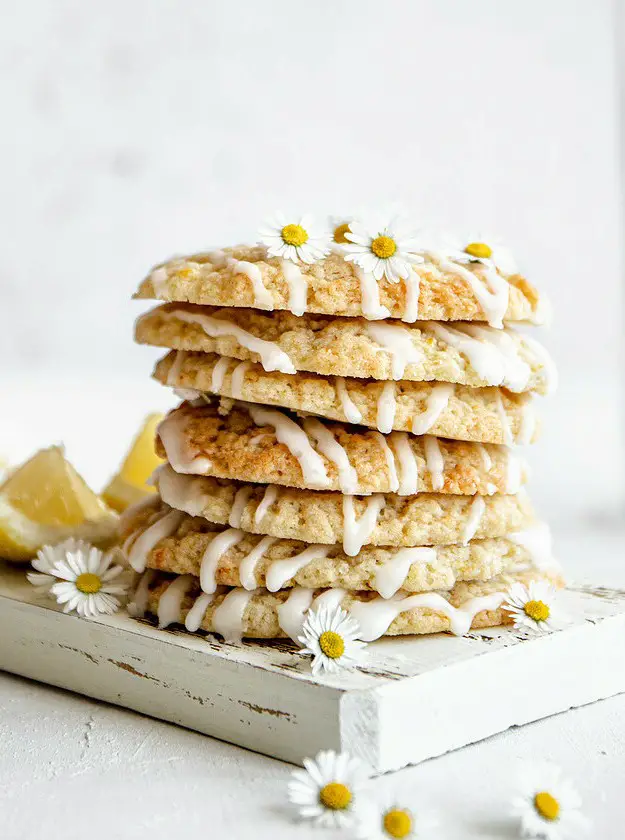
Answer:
1;563;624;774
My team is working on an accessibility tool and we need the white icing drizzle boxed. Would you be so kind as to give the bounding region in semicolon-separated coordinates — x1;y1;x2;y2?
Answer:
277;587;315;642
157;466;209;517
245;404;331;489
174;387;203;402
519;400;537;445
228;258;274;310
401;266;421;323
373;432;400;492
431;255;510;329
228;486;254;528
336;377;363;424
239;536;277;590
349;590;506;640
280;259;308;316
342;494;386;557
127;509;184;573
211;356;231;392
355;267;391;320
494;390;514;445
254;485;279;525
456;324;531;392
478;444;493;471
312;588;346;613
374;546;437;599
425;322;505;386
158;574;194;628
185;592;215;632
486;483;497;495
522;333;558;394
166;350;187;387
265;545;330;593
249;433;270;446
150;266;169;297
423;435;445;491
302;418;358;494
207;249;227;268
161;308;295;374
231;360;251;400
157;412;212;475
366;323;422;380
127;569;157;618
461;496;486;545
508;522;556;570
212;588;258;642
411;383;454;435
376;382;397;434
200;528;245;594
391;432;419;495
505;446;524;493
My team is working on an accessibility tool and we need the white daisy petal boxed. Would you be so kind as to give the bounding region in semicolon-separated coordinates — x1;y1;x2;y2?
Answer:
512;761;588;839
288;750;369;829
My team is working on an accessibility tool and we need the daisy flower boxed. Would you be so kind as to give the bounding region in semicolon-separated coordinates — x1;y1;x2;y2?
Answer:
288;749;370;829
427;232;518;274
258;214;330;264
342;216;425;282
356;793;436;839
512;762;588;839
27;538;96;593
503;580;561;635
298;603;366;675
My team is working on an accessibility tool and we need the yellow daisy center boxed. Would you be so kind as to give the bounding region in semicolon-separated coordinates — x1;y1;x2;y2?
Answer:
319;630;345;660
282;224;308;247
176;266;195;279
319;782;352;811
333;223;351;244
464;242;492;259
75;573;102;594
534;791;560;822
524;600;550;622
383;808;413;838
371;235;397;260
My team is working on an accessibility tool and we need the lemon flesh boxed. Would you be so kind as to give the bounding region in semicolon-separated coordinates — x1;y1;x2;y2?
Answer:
0;446;118;561
102;413;164;513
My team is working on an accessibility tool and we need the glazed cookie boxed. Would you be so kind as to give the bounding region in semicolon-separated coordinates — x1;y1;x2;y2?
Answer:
134;247;546;327
130;566;564;641
155;350;539;445
154;465;537;551
155;401;528;495
136;304;556;395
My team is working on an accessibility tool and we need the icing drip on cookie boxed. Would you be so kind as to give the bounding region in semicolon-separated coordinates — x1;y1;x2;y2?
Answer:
157;412;213;475
401;266;421;323
505;447;524;493
228;258;274;310
150;266;169;298
127;509;184;573
461;496;486;545
423;435;445;491
456;324;530;392
425;322;505;387
478;444;493;471
200;528;245;593
280;259;308;316
494;390;514;445
373;432;400;492
335;377;363;424
211;356;231;392
207;249;228;268
508;523;556;570
355;267;391;320
430;255;510;329
265;545;331;592
522;333;558;394
185;592;215;632
342;494;386;556
160;308;295;374
277;587;314;642
212;589;258;642
166;350;187;386
127;569;157;618
303;418;358;494
229;486;254;528
519;400;537;445
254;485;279;525
376;382;397;434
245;404;331;489
374;546;437;599
231;360;252;400
157;574;194;628
239;536;277;590
157;466;209;517
366;323;422;380
411;383;454;435
391;432;419;495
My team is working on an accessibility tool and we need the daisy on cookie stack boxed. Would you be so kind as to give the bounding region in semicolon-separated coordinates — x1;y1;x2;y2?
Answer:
123;212;562;666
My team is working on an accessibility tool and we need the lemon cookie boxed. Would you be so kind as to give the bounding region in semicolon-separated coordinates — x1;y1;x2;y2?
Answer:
154;465;536;551
155;350;539;445
131;566;563;641
134;247;545;327
136;304;555;395
155;401;528;495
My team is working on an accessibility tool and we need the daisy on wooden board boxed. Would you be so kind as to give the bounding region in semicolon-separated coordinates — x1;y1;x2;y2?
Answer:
298;603;366;675
503;580;563;635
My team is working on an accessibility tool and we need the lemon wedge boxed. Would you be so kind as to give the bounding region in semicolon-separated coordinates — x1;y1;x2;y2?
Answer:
0;446;118;561
102;413;164;513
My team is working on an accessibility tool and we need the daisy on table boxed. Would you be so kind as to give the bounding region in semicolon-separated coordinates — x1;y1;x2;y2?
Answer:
356;792;436;839
512;762;589;839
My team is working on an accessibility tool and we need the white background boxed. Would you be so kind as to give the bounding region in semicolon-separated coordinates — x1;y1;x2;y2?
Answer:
1;2;624;837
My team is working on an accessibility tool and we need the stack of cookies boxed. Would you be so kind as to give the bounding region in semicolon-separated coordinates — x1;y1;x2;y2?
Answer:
123;216;561;645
